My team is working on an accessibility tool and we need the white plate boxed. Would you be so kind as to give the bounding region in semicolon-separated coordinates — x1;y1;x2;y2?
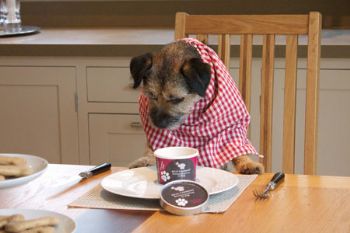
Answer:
0;153;48;189
101;166;239;199
0;209;76;233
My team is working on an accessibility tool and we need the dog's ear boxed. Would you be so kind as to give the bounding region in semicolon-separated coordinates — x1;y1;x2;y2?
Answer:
181;58;211;97
130;53;153;88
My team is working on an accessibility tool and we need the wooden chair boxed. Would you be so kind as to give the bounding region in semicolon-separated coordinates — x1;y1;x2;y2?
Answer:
175;12;321;174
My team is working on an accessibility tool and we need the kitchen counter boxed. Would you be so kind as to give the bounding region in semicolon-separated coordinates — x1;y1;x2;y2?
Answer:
0;28;174;56
0;28;349;57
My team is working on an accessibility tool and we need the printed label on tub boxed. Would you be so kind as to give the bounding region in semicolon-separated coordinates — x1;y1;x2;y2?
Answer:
162;181;208;207
156;158;197;184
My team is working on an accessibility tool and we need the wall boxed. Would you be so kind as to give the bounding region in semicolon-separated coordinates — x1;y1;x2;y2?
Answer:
20;0;350;29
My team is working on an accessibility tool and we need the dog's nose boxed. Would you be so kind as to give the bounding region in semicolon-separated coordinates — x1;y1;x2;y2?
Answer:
153;118;169;129
152;115;171;129
150;109;175;129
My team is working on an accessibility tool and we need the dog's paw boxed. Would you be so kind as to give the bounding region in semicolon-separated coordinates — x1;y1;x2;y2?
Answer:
236;161;264;174
233;155;265;174
128;156;156;169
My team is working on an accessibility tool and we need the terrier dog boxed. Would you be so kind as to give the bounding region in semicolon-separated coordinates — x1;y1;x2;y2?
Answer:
128;38;264;174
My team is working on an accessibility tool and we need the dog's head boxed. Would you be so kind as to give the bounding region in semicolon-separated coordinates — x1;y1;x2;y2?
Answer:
130;41;211;129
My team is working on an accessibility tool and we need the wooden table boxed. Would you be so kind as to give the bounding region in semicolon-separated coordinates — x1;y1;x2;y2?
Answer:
1;164;350;233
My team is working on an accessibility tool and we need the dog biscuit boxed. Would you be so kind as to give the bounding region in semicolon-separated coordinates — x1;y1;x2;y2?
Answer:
16;226;55;233
0;165;32;177
0;215;11;222
0;166;24;177
0;157;26;166
0;220;7;229
5;217;58;233
20;166;33;177
0;215;25;229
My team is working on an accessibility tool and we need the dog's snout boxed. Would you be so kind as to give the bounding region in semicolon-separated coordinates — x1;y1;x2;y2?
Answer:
150;109;180;129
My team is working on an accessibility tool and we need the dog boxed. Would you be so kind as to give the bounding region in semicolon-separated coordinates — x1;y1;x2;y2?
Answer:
128;38;264;174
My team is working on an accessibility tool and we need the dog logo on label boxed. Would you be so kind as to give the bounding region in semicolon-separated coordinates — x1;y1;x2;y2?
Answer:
171;186;185;192
176;162;186;170
161;171;170;182
175;198;188;207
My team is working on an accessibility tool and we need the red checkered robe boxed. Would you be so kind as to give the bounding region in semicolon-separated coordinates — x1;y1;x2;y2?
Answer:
139;38;258;168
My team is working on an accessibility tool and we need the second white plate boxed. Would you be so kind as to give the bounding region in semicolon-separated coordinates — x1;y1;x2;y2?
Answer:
101;166;239;199
0;209;76;233
0;153;48;189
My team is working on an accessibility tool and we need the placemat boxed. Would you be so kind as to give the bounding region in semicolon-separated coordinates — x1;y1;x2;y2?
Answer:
69;174;257;213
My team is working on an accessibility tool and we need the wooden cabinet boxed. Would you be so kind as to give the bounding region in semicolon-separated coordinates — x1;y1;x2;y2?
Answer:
0;56;349;176
89;114;146;166
84;65;146;166
0;57;145;166
272;67;350;176
230;59;350;176
86;67;138;103
0;65;79;163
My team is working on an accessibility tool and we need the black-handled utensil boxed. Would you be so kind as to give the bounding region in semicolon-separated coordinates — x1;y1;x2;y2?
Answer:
253;171;285;200
47;162;112;198
79;162;112;178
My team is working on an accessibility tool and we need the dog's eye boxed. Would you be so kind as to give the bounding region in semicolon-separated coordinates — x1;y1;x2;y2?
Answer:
167;97;184;104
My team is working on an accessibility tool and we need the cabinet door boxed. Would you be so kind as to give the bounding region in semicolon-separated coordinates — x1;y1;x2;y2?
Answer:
0;66;79;163
89;114;146;166
273;68;350;176
86;67;138;103
231;63;350;176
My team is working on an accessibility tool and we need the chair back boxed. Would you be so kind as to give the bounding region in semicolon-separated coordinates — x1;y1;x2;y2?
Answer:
175;12;322;174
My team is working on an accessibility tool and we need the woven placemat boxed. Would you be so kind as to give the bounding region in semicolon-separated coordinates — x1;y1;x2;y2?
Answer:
69;174;257;213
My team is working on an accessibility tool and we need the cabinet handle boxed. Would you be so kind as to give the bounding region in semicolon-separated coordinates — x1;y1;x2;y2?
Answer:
130;121;143;129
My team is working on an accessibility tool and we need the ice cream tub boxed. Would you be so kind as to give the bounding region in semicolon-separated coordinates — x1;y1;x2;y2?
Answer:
154;146;199;185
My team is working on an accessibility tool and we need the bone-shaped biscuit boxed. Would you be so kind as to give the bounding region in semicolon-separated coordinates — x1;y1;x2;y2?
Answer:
5;216;58;233
0;215;25;229
16;226;55;233
0;166;32;177
0;157;26;166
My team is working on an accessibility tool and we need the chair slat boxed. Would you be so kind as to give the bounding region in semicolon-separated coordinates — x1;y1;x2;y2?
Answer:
175;12;188;40
196;34;209;44
239;34;253;113
186;15;309;34
283;35;298;174
260;34;275;172
217;34;231;69
304;12;322;175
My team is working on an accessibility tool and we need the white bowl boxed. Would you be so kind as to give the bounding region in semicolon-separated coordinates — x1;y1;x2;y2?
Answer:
0;209;75;233
0;153;48;189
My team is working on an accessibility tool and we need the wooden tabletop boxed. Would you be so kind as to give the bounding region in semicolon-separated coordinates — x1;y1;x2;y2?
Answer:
1;164;350;233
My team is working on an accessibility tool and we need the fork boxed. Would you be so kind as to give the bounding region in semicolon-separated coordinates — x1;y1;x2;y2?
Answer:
253;172;285;200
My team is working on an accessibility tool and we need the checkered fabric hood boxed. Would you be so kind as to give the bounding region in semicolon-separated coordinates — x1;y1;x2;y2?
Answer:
139;38;257;168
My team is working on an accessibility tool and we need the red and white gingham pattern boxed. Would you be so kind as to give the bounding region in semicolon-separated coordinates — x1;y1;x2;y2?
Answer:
139;38;257;168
